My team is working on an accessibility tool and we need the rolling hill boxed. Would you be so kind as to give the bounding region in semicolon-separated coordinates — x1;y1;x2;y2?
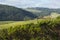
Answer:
0;4;60;21
0;4;37;21
24;7;60;18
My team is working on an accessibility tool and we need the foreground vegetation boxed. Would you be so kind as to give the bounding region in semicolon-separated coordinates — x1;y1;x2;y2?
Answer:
0;18;60;40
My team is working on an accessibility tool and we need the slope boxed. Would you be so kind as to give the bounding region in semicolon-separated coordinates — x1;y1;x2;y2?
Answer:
24;7;60;18
0;4;37;21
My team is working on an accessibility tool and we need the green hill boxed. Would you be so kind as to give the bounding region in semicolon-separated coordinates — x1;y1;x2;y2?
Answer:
24;7;60;18
0;4;37;21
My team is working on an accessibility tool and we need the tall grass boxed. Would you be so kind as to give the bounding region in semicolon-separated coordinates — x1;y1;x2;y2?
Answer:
0;18;60;40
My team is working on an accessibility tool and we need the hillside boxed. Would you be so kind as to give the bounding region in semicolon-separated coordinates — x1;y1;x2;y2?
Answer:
24;7;60;18
0;18;60;40
0;4;37;21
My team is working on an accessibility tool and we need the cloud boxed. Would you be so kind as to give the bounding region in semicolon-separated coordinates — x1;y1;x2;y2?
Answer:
0;0;60;8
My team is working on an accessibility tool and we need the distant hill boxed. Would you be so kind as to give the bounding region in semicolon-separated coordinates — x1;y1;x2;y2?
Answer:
0;4;37;21
24;7;60;18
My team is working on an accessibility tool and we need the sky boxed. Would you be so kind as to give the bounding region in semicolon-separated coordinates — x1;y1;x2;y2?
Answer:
0;0;60;8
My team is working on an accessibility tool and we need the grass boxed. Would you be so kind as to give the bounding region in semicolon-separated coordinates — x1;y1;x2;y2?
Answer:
0;19;48;29
0;18;60;40
0;18;58;29
0;21;16;25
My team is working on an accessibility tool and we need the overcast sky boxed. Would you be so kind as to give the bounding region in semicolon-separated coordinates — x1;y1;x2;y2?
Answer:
0;0;60;8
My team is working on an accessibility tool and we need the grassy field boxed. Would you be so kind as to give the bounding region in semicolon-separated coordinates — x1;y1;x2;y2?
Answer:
0;19;40;29
0;18;59;29
0;18;60;40
0;21;17;25
0;19;51;29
